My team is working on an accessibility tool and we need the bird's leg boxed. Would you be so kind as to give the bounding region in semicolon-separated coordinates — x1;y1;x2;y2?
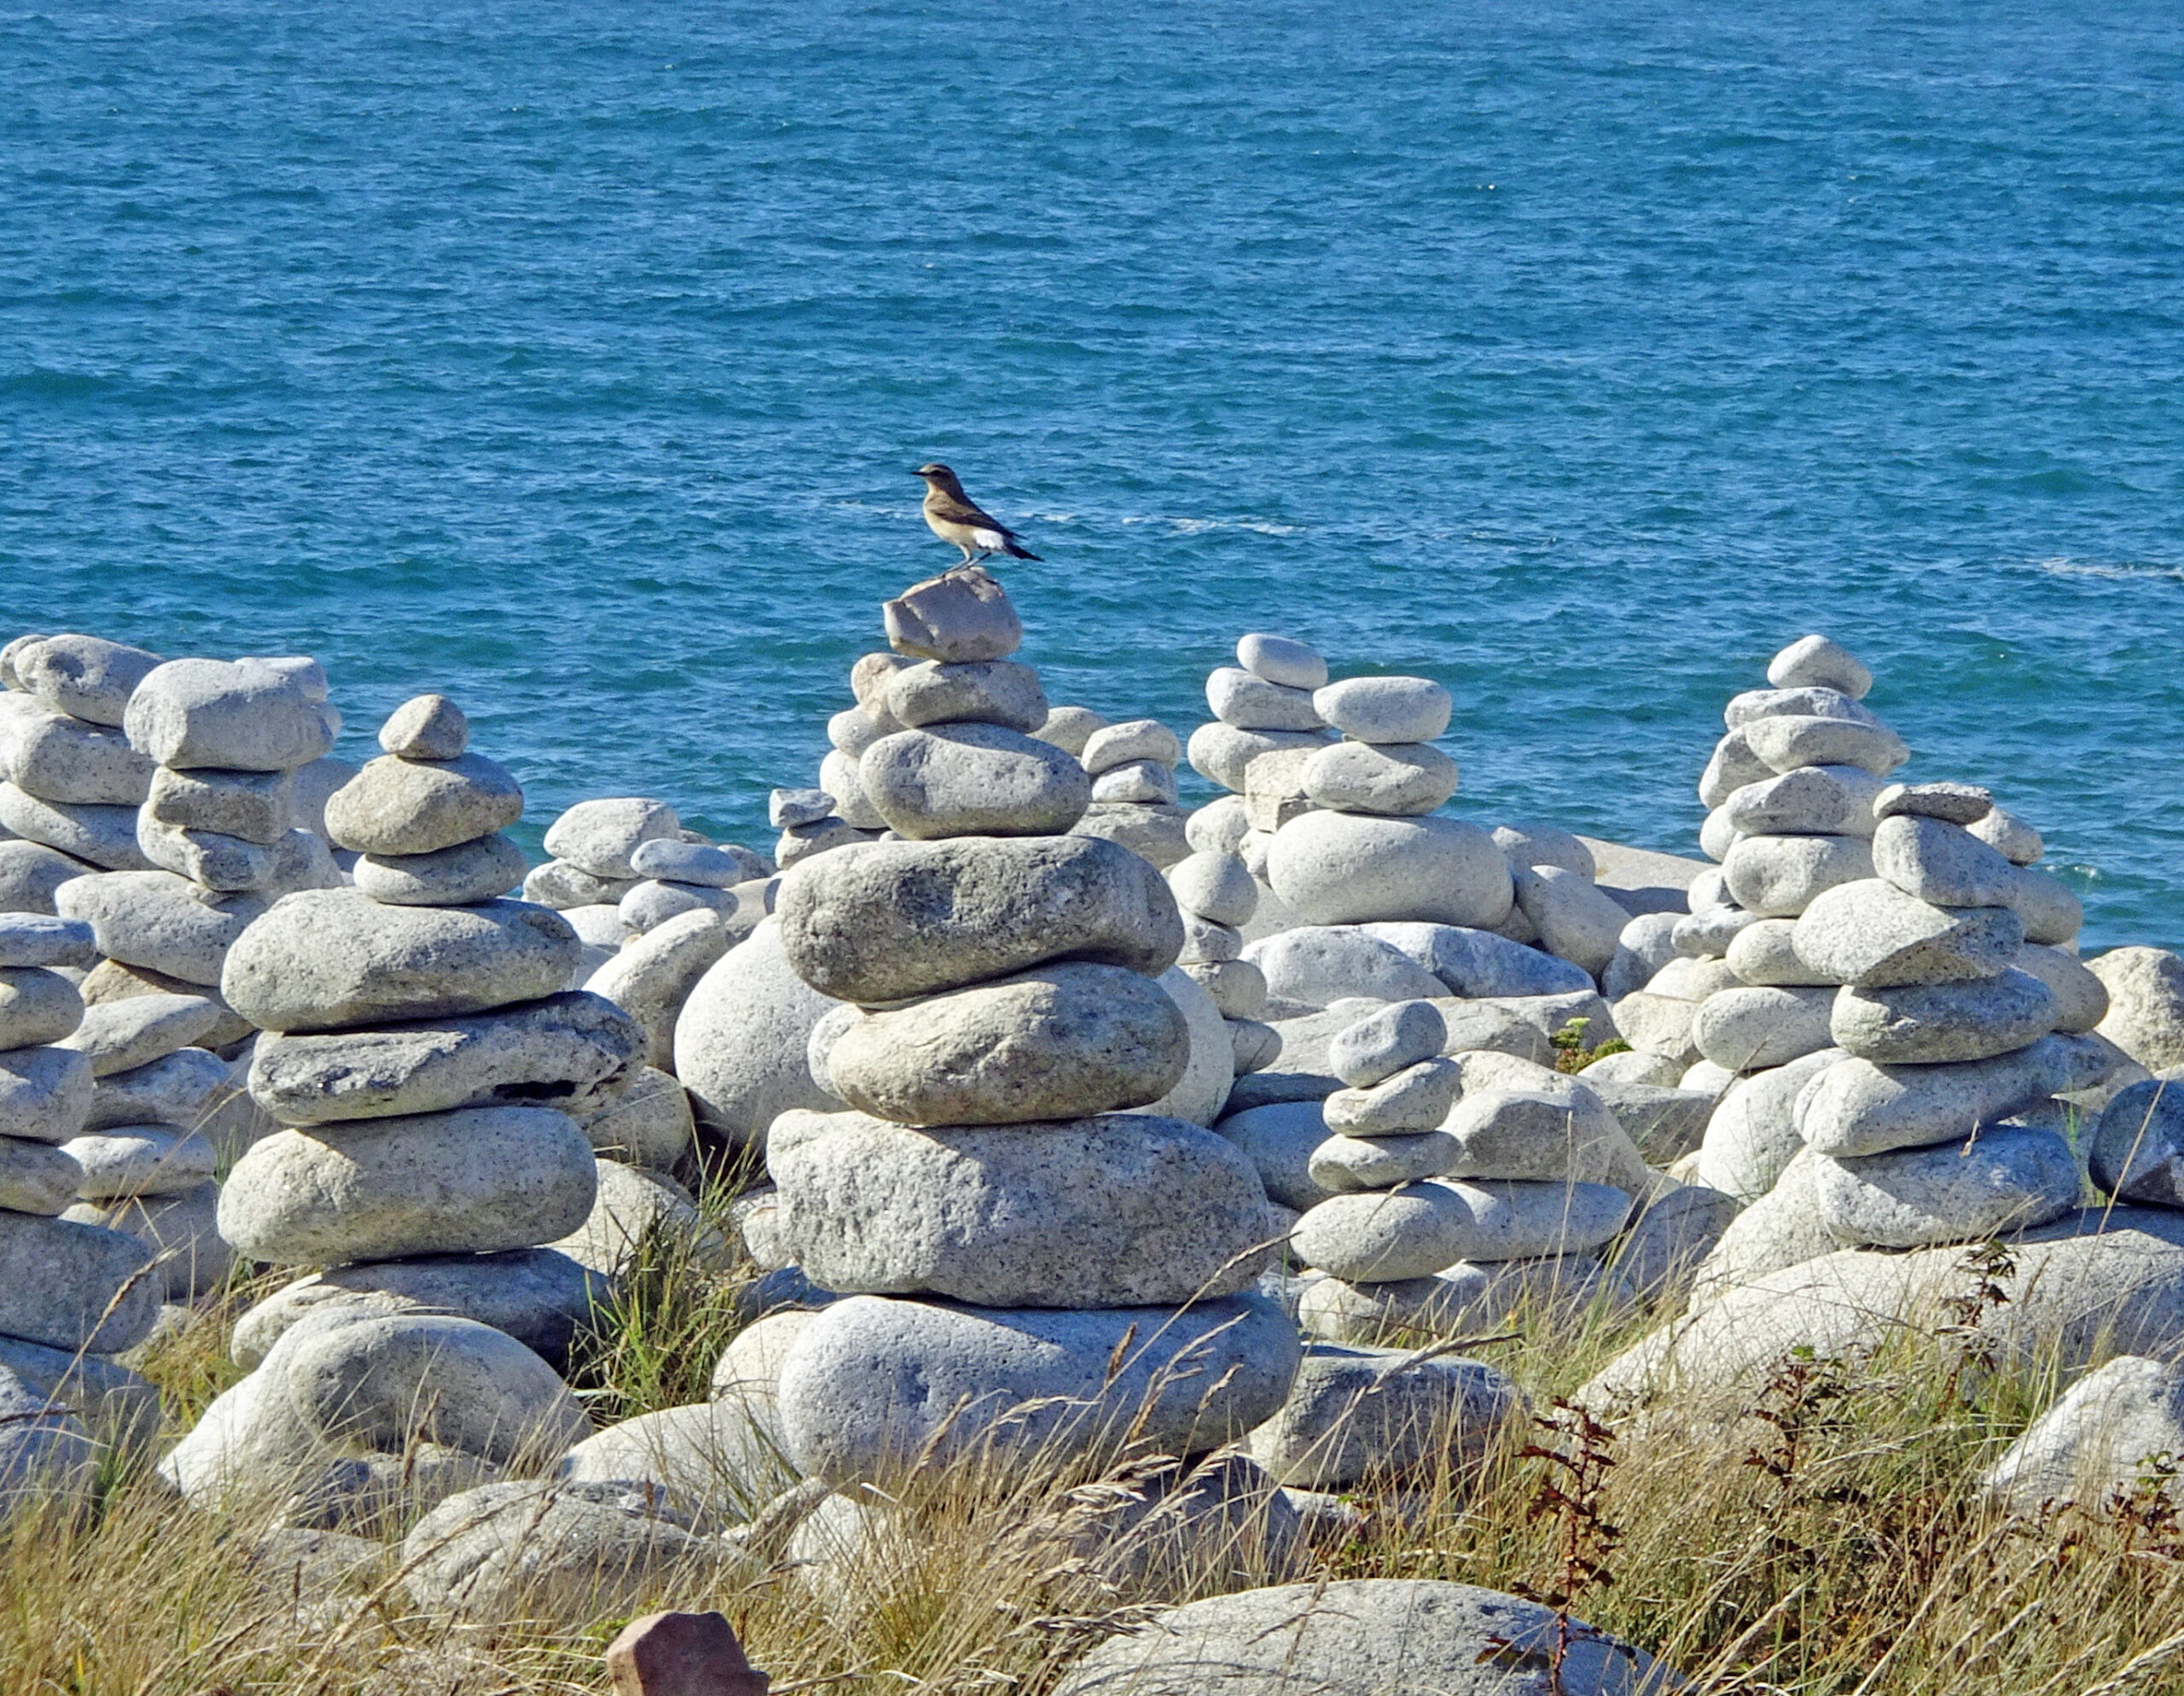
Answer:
955;543;976;567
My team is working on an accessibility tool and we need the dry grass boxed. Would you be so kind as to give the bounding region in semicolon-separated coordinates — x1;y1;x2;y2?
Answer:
12;1220;2184;1695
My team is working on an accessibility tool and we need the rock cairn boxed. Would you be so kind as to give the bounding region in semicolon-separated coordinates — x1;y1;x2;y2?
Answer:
1188;634;1335;891
770;784;865;870
1167;850;1281;1078
0;909;163;1471
1291;1002;1640;1341
1076;717;1191;869
1784;781;2114;1251
0;635;164;897
188;697;631;1454
759;566;1298;1491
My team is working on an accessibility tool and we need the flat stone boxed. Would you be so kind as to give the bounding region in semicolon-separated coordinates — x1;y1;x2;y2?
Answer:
1672;899;1760;959
55;870;257;985
1699;726;1774;808
14;635;163;727
859;723;1091;839
1796;1033;2114;1157
1237;634;1327;690
143;764;296;844
1982;1356;2184;1518
1613;1181;1740;1303
0;785;152;870
1792;879;2025;988
1246;1347;1524;1490
1034;704;1109;756
0;1134;84;1214
0;1210;159;1353
1070;800;1193;868
1311;677;1451;745
1245;927;1445;1008
1814;1124;2079;1248
59;992;221;1076
883;566;1023;663
1743;713;1908;777
379;694;468;760
628;839;755;887
1691;984;1835;1071
771;1106;1275;1307
66;1181;232;1298
0;914;98;972
1831;968;2060;1064
249;990;643;1124
1585;1073;1714;1163
351;833;526;907
1266;812;1513;930
616;879;731;936
824;962;1188;1125
545;798;682;880
322;752;524;858
134;811;281;891
1972;804;2044;865
1307;1130;1457;1192
0;966;82;1050
124;656;338;771
1216;1099;1337;1211
1327;1000;1448;1089
1054;1577;1671;1696
1208;668;1327;732
1722;765;1882;838
218;1105;599;1264
775;833;1180;1005
775;1291;1298;1486
1293;1180;1629;1281
1768;634;1873;699
1512;864;1628;977
1082;719;1183;776
673;917;841;1149
221;890;579;1032
1694;1048;1844;1201
1092;758;1178;805
2091;948;2184;1071
885;659;1048;734
63;1124;214;1199
1722;833;1875;918
8;711;156;806
1439;1066;1648;1190
1186;722;1335;793
1873;781;1992;825
1724;684;1879;729
2089;1080;2184;1206
1321;1058;1462;1136
522;859;640;909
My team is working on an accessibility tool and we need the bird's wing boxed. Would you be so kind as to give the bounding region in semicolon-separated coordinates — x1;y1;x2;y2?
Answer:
926;491;1020;537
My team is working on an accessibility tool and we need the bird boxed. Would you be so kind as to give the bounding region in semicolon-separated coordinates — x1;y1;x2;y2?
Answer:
915;462;1041;567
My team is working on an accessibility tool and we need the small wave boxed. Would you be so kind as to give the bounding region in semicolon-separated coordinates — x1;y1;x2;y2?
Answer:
2032;557;2184;584
1118;514;1301;536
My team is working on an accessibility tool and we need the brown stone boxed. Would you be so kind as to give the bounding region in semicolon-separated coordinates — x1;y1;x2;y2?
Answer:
606;1611;768;1696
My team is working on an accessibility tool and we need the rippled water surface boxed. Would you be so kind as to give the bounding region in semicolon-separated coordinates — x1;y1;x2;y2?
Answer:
5;1;2181;944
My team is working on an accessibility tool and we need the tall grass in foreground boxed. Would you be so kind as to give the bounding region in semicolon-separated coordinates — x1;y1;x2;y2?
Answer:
12;1233;2184;1695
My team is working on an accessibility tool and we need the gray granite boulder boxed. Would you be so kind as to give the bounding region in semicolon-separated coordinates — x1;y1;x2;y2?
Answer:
1982;1355;2184;1518
2089;1080;2184;1207
1813;1124;2079;1248
352;833;528;907
885;658;1048;733
2091;948;2184;1072
1266;812;1513;930
1246;1345;1524;1490
1793;880;2025;989
584;907;733;1071
1246;926;1445;1008
1795;1033;2113;1158
673;917;841;1150
124;657;338;771
14;635;162;727
1830;967;2059;1065
57;870;265;985
0;1043;94;1143
322;753;523;857
860;723;1092;839
0;1211;159;1353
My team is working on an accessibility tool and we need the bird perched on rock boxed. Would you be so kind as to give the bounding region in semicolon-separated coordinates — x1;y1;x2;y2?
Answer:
915;463;1041;566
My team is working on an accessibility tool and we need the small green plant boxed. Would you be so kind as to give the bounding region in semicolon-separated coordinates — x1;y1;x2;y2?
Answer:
1551;1017;1631;1074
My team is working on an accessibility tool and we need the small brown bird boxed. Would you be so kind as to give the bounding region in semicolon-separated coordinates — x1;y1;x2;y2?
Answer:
915;463;1042;566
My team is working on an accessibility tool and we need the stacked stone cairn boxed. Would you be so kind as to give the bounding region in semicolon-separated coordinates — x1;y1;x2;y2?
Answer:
754;566;1300;1523
0;908;164;1494
160;694;631;1517
1075;717;1192;870
1168;849;1282;1079
1782;780;2114;1252
0;635;165;898
1290;1001;1641;1341
1188;635;1336;890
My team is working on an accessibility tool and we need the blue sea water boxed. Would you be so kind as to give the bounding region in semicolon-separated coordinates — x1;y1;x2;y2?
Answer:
4;1;2181;946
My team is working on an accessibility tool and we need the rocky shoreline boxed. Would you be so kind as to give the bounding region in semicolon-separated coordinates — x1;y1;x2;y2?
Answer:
5;577;2184;1692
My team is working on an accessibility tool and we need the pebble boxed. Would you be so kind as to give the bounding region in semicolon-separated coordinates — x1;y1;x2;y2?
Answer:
1873;780;1992;825
775;816;867;867
544;797;682;880
1830;967;2060;1065
220;890;579;1033
250;990;644;1125
13;635;164;727
2089;1081;2184;1207
1970;804;2044;865
771;1110;1275;1306
882;565;1023;663
774;1291;1298;1486
376;693;468;759
629;838;758;887
0;1136;84;1214
1792;879;2026;988
1186;723;1334;793
860;722;1092;839
775;833;1180;1005
1813;1124;2079;1247
220;1105;599;1265
63;1125;215;1199
0;785;154;870
1166;851;1258;930
550;1159;729;1279
1742;713;1908;777
1033;704;1108;756
824;962;1188;1125
885;658;1049;733
59;992;222;1076
1265;811;1513;930
323;752;524;857
1794;1033;2113;1158
1691;984;1836;1071
0;1211;160;1353
2005;864;2082;947
1327;999;1448;1089
850;651;918;711
1321;1057;1462;1135
1311;676;1451;744
1606;990;1699;1065
1082;718;1183;775
1768;634;1873;699
1092;758;1178;805
1722;833;1875;918
352;832;527;906
288;754;356;837
0;966;83;1049
1442;1065;1649;1191
8;712;157;806
124;656;339;772
144;765;296;844
1723;764;1883;838
1237;633;1328;689
1070;801;1192;869
1300;740;1457;817
1307;1130;1458;1193
135;813;280;891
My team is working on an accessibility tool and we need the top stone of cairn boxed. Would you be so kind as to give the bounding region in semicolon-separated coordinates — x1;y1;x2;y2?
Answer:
883;566;1023;664
12;634;165;727
1766;634;1873;700
124;657;340;771
1237;633;1328;691
379;693;468;760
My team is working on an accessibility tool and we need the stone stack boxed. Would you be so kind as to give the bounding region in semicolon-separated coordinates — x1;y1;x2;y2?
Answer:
758;568;1298;1492
1787;781;2115;1250
1167;850;1281;1079
204;696;630;1393
0;636;164;902
1188;635;1336;887
770;785;867;869
623;833;769;936
1292;1003;1636;1341
1076;718;1190;869
0;909;163;1475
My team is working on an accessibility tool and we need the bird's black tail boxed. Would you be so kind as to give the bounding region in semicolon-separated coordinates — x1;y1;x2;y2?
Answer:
1002;538;1041;560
